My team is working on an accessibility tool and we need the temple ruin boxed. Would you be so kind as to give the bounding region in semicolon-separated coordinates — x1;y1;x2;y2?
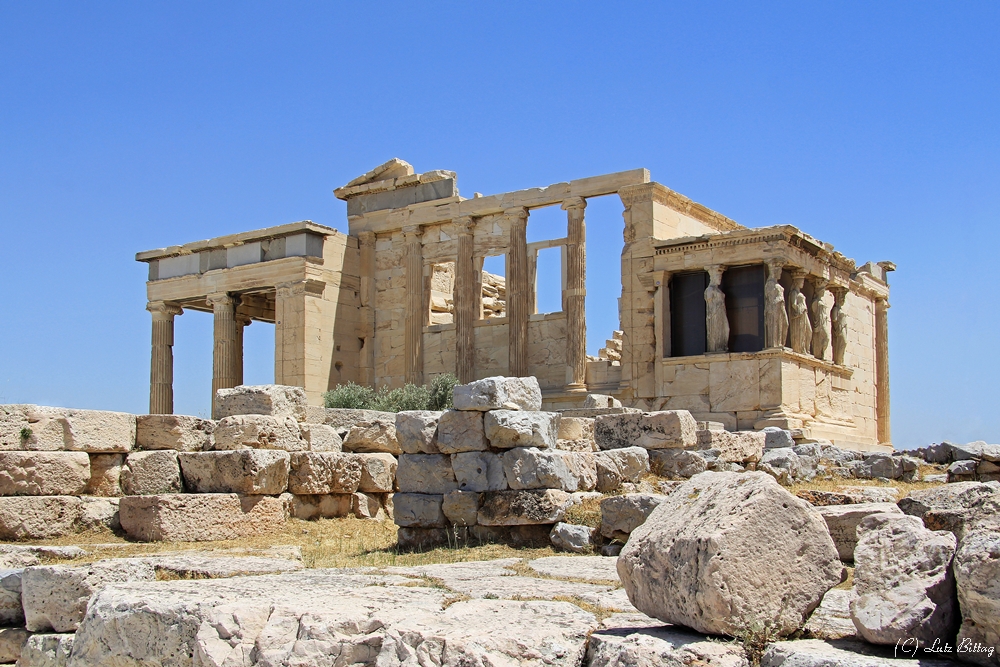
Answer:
137;159;894;451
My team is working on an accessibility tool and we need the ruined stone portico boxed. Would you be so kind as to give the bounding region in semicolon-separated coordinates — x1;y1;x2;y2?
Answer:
137;158;893;450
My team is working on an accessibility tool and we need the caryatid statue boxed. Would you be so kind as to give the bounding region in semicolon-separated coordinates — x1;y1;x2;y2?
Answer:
831;286;849;365
705;265;729;353
788;271;813;355
810;278;831;361
764;260;788;348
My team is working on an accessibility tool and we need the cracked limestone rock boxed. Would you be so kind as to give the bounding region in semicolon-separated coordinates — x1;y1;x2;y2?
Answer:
850;513;958;646
135;414;214;452
395;410;443;454
287;452;362;494
452;376;543;411
0;452;90;496
595;411;698;451
436;410;487;454
121;450;183;495
618;471;842;637
214;384;308;421
343;420;401;455
212;415;303;451
484;410;560;449
178;450;290;495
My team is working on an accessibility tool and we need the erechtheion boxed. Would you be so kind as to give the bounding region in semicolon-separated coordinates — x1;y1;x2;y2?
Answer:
137;158;893;451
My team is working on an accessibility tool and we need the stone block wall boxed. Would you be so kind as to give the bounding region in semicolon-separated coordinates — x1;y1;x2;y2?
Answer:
0;386;397;543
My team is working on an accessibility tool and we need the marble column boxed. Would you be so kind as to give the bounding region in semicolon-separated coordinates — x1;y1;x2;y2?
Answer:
235;313;251;386
705;265;729;353
788;270;813;355
208;293;240;418
875;297;891;445
358;231;376;387
831;286;848;365
454;217;477;383
764;260;788;349
148;301;182;415
506;207;530;377
403;225;424;386
562;197;587;386
810;278;831;361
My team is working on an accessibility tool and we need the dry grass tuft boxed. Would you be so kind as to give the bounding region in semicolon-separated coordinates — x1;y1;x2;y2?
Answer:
564;495;603;529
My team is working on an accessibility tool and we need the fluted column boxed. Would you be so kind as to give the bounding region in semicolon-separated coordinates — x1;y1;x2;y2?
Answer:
788;270;813;355
875;298;891;445
831;286;848;365
506;207;530;377
454;217;477;383
403;225;424;385
148;301;182;414
705;265;729;353
562;196;587;386
764;260;788;348
208;292;239;418
235;313;251;386
359;231;376;386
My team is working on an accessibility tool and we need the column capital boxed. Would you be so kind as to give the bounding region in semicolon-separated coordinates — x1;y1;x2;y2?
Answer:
235;313;253;327
831;285;849;303
503;207;528;225
358;231;376;248
811;276;829;292
705;264;726;285
402;225;422;244
454;216;476;235
765;258;784;276
560;196;587;212
147;301;182;318
206;293;234;308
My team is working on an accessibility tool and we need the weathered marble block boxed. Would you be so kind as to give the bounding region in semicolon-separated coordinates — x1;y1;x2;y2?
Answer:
0;496;84;540
451;451;506;492
119;493;287;542
121;450;183;495
0;627;30;664
395;410;443;454
357;453;397;493
84;453;123;497
0;569;23;625
595;411;697;451
600;493;668;541
396;454;458;494
394;493;446;528
178;450;290;495
135;414;214;452
287;493;353;520
299;423;343;452
452;376;543;412
442;490;481;526
21;559;156;632
477;489;572;526
696;429;766;463
0;451;90;496
343;420;401;455
435;410;487;454
815;502;903;561
212;415;304;451
214;384;308;421
484;410;560;449
648;448;706;479
501;448;596;492
15;406;135;453
594;447;650;491
287;452;362;494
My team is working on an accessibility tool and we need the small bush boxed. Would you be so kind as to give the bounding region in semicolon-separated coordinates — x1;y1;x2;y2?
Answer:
428;373;458;411
735;620;779;667
323;382;376;409
370;384;431;413
19;427;32;441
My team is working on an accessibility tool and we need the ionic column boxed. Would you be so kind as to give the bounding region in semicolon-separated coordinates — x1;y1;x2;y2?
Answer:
235;313;251;386
705;265;729;353
788;270;813;355
358;231;376;386
403;225;424;386
831;286;848;365
207;292;239;418
764;260;788;348
454;217;477;383
810;278;831;361
875;298;891;445
562;197;587;386
147;301;182;414
506;207;530;377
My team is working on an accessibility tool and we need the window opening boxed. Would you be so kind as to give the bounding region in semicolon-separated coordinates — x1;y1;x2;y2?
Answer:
428;261;455;325
481;254;507;319
670;271;708;357
722;265;765;353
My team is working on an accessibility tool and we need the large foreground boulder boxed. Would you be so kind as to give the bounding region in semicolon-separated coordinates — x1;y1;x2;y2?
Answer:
617;471;842;637
954;528;1000;666
849;513;958;646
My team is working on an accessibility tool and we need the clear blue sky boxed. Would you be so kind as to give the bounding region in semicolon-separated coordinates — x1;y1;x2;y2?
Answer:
1;2;997;448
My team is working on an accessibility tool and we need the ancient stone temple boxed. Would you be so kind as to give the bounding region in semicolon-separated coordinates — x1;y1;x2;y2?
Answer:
137;158;893;450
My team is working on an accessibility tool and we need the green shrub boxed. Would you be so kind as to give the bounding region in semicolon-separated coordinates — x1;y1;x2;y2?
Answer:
370;383;431;412
428;373;458;411
19;427;32;441
323;382;376;409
